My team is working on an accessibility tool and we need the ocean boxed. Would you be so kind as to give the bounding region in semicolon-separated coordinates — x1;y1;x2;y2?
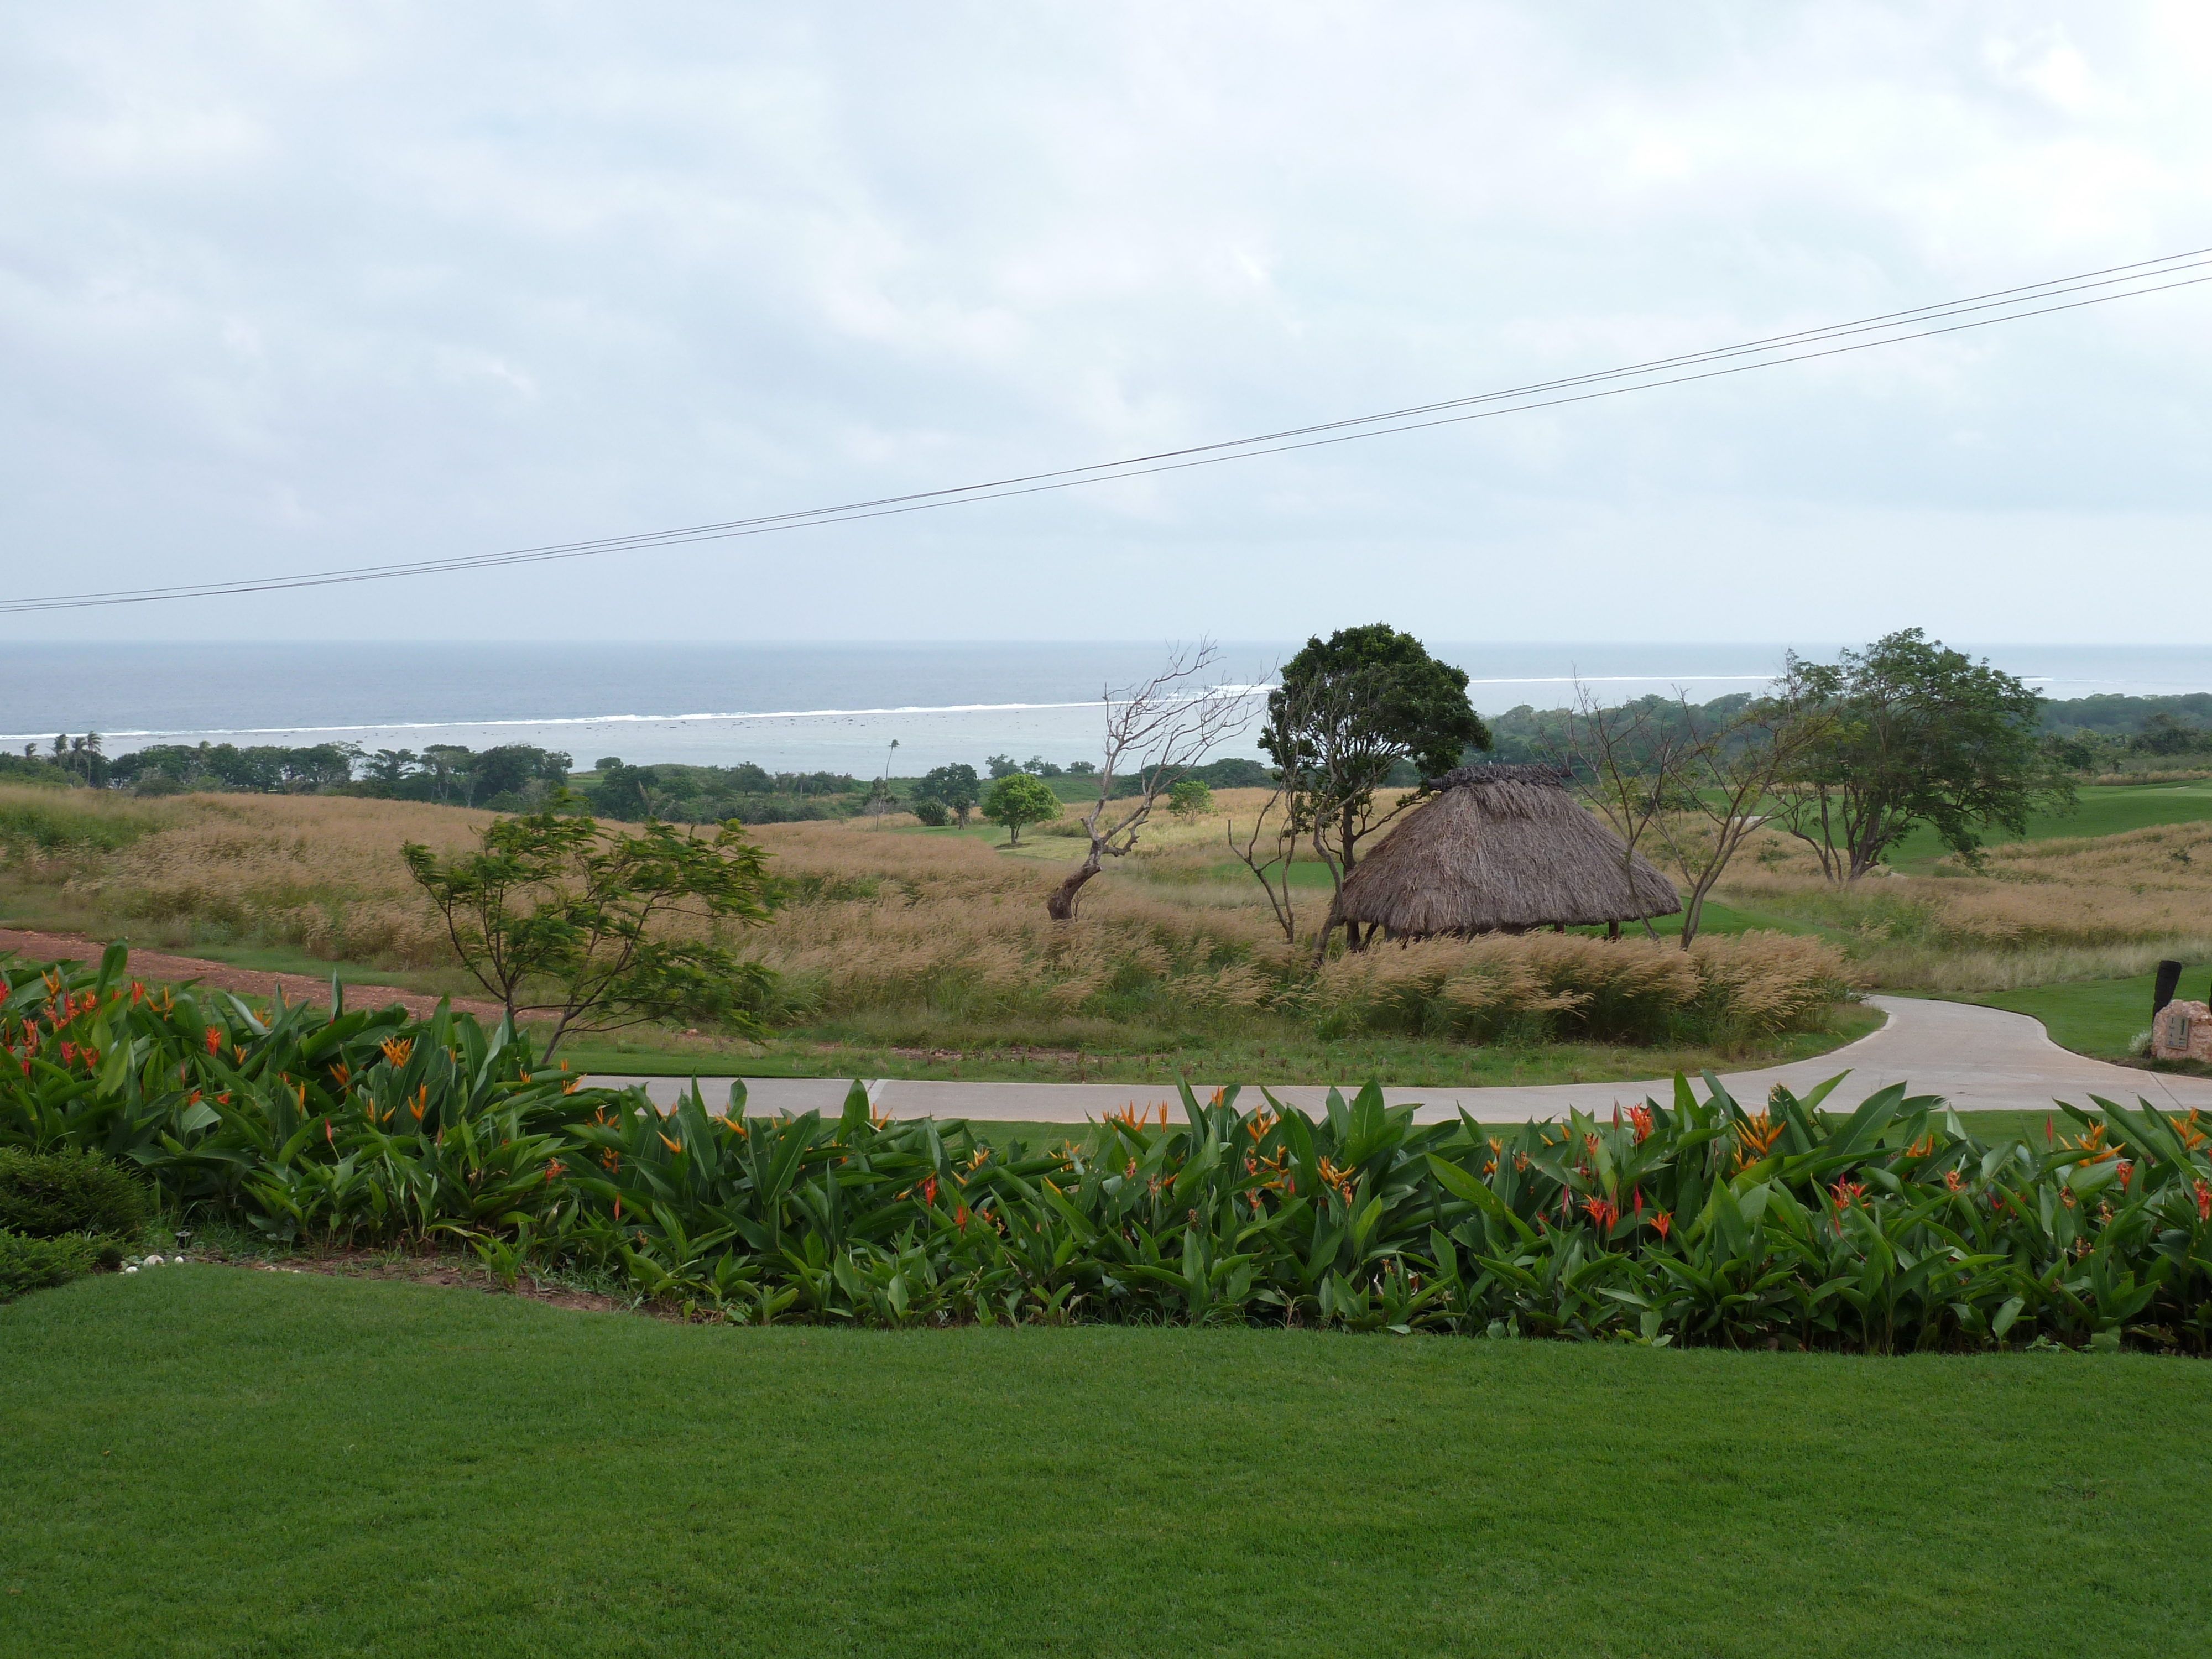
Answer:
2;641;2207;776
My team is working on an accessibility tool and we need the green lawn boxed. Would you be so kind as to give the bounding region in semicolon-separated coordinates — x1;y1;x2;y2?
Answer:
1885;782;2212;869
4;1272;2207;1657
1958;975;2167;1061
559;1002;1884;1090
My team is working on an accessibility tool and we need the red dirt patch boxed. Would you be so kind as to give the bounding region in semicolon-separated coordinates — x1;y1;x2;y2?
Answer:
0;926;502;1021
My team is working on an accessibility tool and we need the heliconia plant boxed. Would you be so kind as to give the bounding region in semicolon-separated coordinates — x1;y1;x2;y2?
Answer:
6;947;2211;1353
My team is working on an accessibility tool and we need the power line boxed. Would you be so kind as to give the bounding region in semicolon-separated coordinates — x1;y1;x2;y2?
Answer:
6;247;2209;613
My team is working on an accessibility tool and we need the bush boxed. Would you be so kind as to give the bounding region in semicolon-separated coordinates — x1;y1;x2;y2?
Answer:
0;1146;152;1240
0;1229;114;1302
912;797;950;827
11;947;2212;1353
1168;779;1213;822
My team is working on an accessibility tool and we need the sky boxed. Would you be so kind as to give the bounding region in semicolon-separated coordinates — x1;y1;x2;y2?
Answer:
3;2;2210;644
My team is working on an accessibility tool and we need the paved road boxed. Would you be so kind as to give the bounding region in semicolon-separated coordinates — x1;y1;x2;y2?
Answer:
589;995;2212;1124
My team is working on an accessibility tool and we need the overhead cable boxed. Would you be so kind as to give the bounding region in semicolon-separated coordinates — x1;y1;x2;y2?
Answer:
5;246;2208;613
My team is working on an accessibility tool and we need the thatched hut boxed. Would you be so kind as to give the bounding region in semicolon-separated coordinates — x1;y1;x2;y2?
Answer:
1338;764;1681;938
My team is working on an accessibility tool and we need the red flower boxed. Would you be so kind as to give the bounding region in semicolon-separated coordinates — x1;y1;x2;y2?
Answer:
2115;1161;2133;1190
921;1175;938;1208
954;1204;968;1227
205;1027;222;1055
1651;1209;1672;1240
1581;1194;1618;1230
2195;1180;2211;1223
1829;1179;1866;1209
1627;1105;1653;1144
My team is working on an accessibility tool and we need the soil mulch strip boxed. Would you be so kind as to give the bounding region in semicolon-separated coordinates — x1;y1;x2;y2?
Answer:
0;927;502;1022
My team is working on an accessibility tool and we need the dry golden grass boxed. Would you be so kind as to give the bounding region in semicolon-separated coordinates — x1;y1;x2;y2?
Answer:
1715;822;2212;991
1305;928;1846;1042
24;778;2190;1023
0;784;479;964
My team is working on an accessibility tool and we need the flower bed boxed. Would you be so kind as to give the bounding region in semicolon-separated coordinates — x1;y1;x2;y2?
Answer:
6;946;2209;1352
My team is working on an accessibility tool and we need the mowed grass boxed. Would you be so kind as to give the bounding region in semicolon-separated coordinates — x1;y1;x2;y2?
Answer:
1884;782;2212;869
559;1001;1885;1089
6;1272;2209;1658
1964;975;2162;1060
1963;971;2212;1063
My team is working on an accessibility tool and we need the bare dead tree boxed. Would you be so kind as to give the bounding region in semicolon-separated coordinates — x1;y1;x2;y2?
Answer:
1544;687;1687;941
1225;686;1305;946
1045;641;1257;921
1644;685;1820;946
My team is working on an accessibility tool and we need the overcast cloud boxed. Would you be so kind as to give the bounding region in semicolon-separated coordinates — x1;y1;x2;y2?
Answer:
3;3;2209;643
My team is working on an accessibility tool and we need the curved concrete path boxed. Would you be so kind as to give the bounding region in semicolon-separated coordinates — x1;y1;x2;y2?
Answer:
591;995;2212;1125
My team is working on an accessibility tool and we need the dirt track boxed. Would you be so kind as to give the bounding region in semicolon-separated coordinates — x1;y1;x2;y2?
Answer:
0;927;503;1021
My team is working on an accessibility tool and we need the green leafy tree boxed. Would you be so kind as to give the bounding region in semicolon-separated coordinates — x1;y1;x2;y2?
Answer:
981;773;1060;846
1260;623;1490;952
402;800;780;1056
1167;778;1213;822
915;762;981;826
1770;629;2070;881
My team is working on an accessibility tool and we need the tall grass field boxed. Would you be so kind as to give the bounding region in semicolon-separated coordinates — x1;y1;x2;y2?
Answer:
4;779;2211;1072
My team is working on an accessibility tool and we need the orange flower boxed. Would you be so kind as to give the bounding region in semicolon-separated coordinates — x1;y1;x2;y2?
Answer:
659;1133;682;1155
1651;1209;1672;1240
380;1036;413;1067
1733;1112;1783;1170
2195;1179;2210;1223
205;1027;222;1055
1627;1105;1653;1143
409;1084;427;1121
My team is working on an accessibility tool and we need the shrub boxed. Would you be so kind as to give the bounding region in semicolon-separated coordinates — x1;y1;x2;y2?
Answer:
11;947;2212;1353
912;797;950;827
0;1146;152;1240
1167;779;1213;822
0;1229;114;1303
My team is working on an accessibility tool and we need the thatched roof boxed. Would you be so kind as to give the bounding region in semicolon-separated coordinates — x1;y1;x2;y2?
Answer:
1338;764;1681;935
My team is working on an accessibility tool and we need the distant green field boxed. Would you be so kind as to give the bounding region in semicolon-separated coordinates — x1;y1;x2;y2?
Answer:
1885;782;2212;869
7;1272;2208;1657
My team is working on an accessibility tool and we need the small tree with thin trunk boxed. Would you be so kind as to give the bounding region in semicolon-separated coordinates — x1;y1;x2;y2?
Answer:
1547;689;1691;941
1046;642;1255;921
1642;688;1820;946
403;800;779;1057
982;773;1061;846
